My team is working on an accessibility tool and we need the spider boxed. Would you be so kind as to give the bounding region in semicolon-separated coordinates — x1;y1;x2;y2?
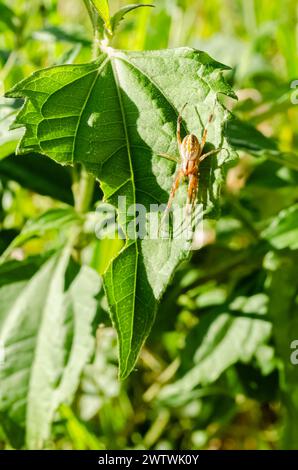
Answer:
159;105;221;226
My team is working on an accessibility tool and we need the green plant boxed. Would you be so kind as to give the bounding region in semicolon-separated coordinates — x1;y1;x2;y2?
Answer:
0;0;297;451
3;0;236;383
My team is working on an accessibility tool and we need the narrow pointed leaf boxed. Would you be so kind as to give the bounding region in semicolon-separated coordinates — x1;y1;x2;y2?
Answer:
110;4;155;33
90;0;111;32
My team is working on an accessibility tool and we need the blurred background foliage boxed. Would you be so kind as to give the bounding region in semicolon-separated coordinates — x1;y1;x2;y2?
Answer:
0;0;298;450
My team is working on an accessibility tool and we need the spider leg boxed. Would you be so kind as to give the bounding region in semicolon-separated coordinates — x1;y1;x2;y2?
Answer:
177;114;182;149
192;177;199;207
176;102;187;150
187;174;198;210
199;148;221;162
160;168;184;227
199;113;214;157
159;104;187;169
158;152;180;163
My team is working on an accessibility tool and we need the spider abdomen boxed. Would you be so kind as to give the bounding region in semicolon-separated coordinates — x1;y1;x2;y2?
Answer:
181;134;200;160
181;134;200;172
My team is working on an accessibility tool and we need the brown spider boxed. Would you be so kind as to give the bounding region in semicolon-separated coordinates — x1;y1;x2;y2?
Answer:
159;106;221;225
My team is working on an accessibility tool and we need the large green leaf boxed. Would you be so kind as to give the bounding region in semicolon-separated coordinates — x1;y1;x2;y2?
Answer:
0;98;23;160
6;47;236;378
0;250;101;448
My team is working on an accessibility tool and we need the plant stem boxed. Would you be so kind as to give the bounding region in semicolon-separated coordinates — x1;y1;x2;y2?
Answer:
74;167;95;214
70;166;95;262
83;0;97;33
69;0;103;259
72;0;103;216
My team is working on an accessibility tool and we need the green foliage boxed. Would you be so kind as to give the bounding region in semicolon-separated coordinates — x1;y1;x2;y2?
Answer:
0;249;101;448
0;153;74;204
0;207;81;262
262;205;298;250
0;3;18;33
265;251;298;449
0;98;23;160
6;47;236;377
160;295;272;406
110;4;155;35
0;0;298;451
91;0;111;26
90;0;154;37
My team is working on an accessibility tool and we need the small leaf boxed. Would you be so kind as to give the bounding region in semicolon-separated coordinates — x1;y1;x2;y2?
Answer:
7;47;236;378
55;45;82;65
110;4;154;34
90;0;111;33
59;404;105;450
0;249;101;448
31;26;91;47
262;204;298;250
226;117;298;171
226;117;277;152
0;207;81;262
247;160;298;189
262;150;298;172
0;3;18;32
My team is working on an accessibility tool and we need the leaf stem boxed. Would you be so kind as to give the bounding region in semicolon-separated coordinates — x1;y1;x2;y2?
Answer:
72;2;103;216
74;167;95;214
83;0;97;33
70;0;101;247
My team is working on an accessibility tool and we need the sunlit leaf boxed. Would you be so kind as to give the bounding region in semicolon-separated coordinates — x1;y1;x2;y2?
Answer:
0;207;81;262
91;0;111;32
110;4;154;34
7;47;236;378
159;295;271;405
0;98;23;160
265;250;298;448
0;249;101;448
262;204;298;250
